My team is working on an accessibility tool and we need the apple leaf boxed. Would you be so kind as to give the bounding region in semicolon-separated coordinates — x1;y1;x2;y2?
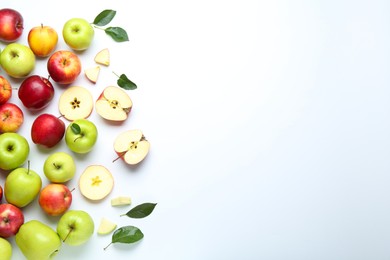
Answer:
104;226;144;250
117;73;137;90
105;27;129;42
70;123;81;135
93;10;117;26
121;203;157;219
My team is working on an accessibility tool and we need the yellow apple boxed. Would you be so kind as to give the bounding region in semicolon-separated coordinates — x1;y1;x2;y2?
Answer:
28;24;58;57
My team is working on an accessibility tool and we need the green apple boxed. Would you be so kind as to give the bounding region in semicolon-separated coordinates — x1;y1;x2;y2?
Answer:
62;18;94;51
4;162;42;207
65;119;98;154
16;220;61;260
0;237;12;260
0;132;29;170
0;43;35;78
43;151;76;183
57;210;94;246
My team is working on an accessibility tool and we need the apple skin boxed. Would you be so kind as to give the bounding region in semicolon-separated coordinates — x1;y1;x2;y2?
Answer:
47;50;81;84
0;43;35;78
57;210;94;246
18;75;55;111
0;185;3;202
62;18;94;51
0;103;23;133
39;184;72;216
43;151;76;183
0;76;12;105
65;119;98;154
0;237;12;260
0;132;29;171
31;113;65;148
0;8;23;42
28;24;58;57
0;203;24;238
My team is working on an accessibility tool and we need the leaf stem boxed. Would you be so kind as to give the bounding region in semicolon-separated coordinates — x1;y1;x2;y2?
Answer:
103;242;112;250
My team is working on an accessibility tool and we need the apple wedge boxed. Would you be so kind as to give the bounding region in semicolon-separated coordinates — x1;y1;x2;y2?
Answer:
58;86;93;121
111;196;132;206
97;217;117;235
79;165;114;201
94;48;109;66
95;86;132;122
113;129;150;165
84;66;100;84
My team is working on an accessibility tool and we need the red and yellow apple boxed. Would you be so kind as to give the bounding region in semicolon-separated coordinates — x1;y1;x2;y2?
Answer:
47;50;81;85
0;76;12;105
39;184;72;216
0;103;24;133
0;203;24;238
0;8;23;42
18;75;55;111
28;24;58;57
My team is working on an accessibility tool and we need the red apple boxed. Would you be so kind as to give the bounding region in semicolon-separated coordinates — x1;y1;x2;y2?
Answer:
0;185;3;202
0;76;12;105
18;75;55;111
39;184;72;216
0;8;23;42
31;113;65;148
0;203;24;238
0;103;24;133
47;50;81;84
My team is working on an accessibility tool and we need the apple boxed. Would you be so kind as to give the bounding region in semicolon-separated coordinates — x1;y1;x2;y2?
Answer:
4;161;42;208
113;129;150;165
94;48;110;66
58;86;93;121
0;8;23;42
62;18;94;51
57;210;94;246
31;113;65;148
79;165;114;201
39;184;72;216
0;203;24;238
0;43;35;78
28;24;58;57
0;103;23;133
47;50;81;84
0;237;12;260
18;75;55;111
0;185;3;202
43;151;76;183
95;86;133;121
0;132;29;170
65;119;98;154
97;217;117;235
0;76;12;105
84;65;100;83
16;220;62;260
111;196;131;206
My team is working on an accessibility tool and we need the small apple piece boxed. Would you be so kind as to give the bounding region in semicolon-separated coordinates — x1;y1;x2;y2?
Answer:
0;237;12;260
43;152;76;183
0;203;24;238
0;8;23;42
59;86;93;121
31;113;65;148
0;132;29;170
28;24;58;57
47;50;81;84
79;165;114;201
111;196;132;207
0;76;12;105
18;75;55;111
94;48;110;66
113;129;150;165
0;43;35;78
84;65;100;83
0;103;24;133
39;184;72;216
95;86;132;121
97;217;117;235
57;210;94;246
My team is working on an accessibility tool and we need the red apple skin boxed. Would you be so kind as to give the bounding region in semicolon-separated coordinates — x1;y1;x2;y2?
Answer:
39;184;72;216
0;203;24;238
47;50;81;84
0;185;3;202
0;103;24;133
18;75;55;111
31;113;65;148
0;76;12;105
0;8;23;42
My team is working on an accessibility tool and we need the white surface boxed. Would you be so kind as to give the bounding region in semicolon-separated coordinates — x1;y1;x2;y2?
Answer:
1;0;390;259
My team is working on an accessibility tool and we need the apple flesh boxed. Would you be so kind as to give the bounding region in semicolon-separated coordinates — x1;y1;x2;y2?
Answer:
96;86;133;121
28;24;58;57
39;184;72;216
47;50;81;84
0;8;23;42
31;113;65;148
58;86;93;121
0;76;12;105
94;48;110;66
79;165;114;201
84;65;100;83
97;217;117;235
0;132;29;170
18;75;55;111
0;103;24;133
0;203;24;238
113;129;150;165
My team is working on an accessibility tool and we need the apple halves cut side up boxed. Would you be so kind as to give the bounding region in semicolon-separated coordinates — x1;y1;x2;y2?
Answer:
79;165;114;201
94;48;110;66
84;66;100;84
58;86;94;121
113;129;150;165
95;86;132;121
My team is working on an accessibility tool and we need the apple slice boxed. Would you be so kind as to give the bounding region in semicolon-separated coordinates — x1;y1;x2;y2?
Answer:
95;86;132;121
58;86;93;121
113;129;150;165
84;66;100;84
79;165;114;201
97;217;117;235
94;48;109;66
111;196;131;206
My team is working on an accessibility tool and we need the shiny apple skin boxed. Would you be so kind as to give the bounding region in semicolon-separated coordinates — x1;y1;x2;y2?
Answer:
18;75;55;111
0;8;23;42
31;113;65;148
47;50;81;85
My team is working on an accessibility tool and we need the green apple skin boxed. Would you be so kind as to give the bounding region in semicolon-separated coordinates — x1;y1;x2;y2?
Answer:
0;237;12;260
62;18;94;51
43;152;76;183
16;220;61;260
0;132;29;170
57;210;94;246
0;43;35;78
65;119;98;154
5;166;42;207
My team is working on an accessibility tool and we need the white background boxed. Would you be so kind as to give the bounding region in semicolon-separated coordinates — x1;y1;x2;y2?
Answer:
1;0;390;259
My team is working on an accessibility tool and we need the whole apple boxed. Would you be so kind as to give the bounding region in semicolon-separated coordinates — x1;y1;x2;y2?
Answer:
47;50;81;84
0;103;23;133
63;18;94;51
0;203;24;238
0;237;12;260
31;113;65;148
0;8;23;42
28;24;58;57
43;151;76;183
0;43;35;78
65;119;98;154
0;132;29;170
39;184;72;216
18;75;55;110
57;210;94;246
0;76;12;105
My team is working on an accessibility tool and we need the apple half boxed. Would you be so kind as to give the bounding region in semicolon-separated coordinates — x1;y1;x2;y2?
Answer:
113;129;150;165
95;86;132;122
58;86;93;121
79;165;114;201
94;48;109;66
84;66;100;84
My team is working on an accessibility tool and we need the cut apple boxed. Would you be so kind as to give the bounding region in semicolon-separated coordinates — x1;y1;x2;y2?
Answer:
85;66;100;84
58;86;94;121
94;48;110;66
97;217;117;235
111;196;132;206
95;86;132;121
79;165;114;201
113;129;150;165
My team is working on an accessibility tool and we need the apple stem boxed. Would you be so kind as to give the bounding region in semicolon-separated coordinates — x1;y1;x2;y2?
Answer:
70;187;76;193
112;152;125;163
27;160;30;175
62;227;73;243
103;242;113;250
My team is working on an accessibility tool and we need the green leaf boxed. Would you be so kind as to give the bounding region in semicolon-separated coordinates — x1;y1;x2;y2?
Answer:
70;123;81;135
104;226;144;250
117;74;137;90
123;203;157;219
93;10;116;26
105;27;129;42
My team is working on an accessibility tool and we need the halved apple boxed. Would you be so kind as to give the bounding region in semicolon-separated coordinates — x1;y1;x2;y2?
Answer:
79;165;114;201
111;196;132;206
113;129;150;165
94;48;109;66
95;86;132;122
58;86;93;121
85;66;100;84
97;217;117;235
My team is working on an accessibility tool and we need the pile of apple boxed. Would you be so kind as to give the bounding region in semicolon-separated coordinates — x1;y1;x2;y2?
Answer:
0;8;150;260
